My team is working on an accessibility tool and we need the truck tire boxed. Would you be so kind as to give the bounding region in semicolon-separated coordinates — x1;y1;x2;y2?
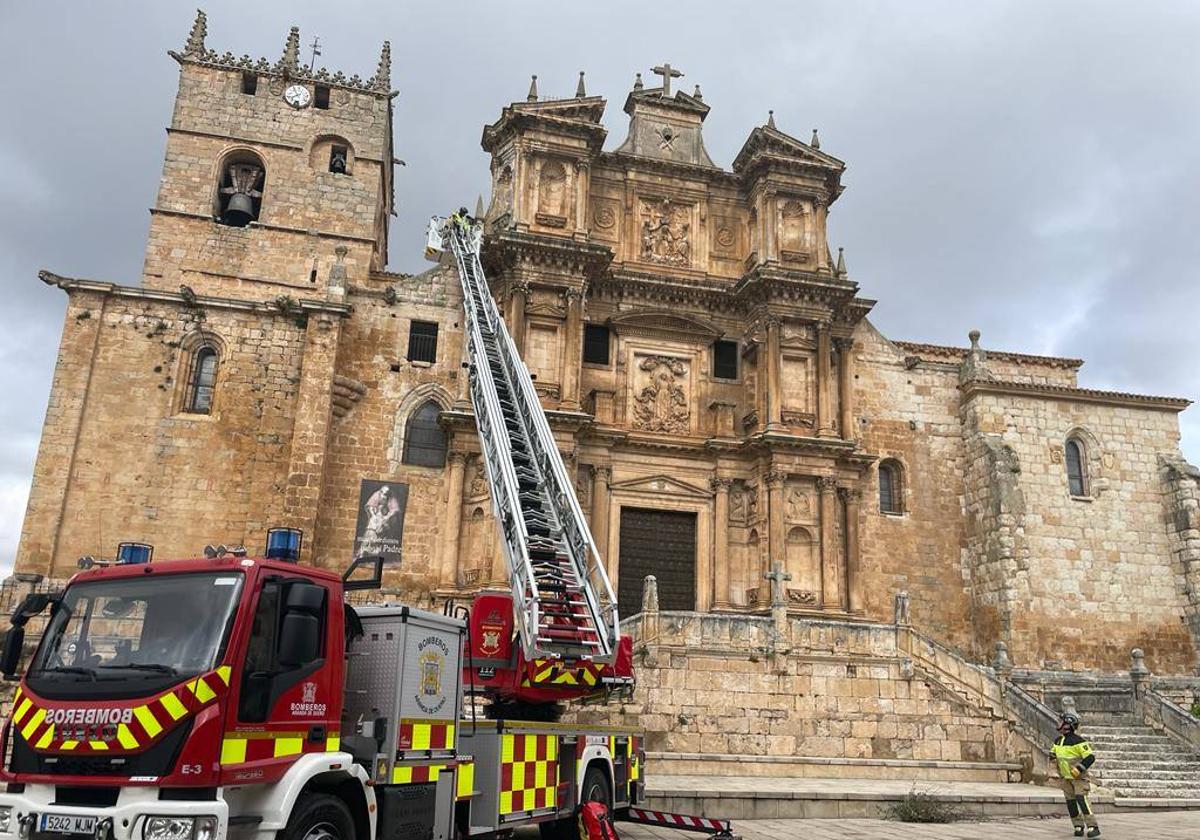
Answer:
282;794;355;840
540;764;613;840
580;764;612;810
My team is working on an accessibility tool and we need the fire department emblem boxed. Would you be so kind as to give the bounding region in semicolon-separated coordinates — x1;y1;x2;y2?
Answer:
302;682;317;704
419;651;442;696
481;629;501;655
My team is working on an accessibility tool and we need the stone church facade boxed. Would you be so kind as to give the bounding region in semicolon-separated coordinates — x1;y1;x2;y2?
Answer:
15;14;1200;690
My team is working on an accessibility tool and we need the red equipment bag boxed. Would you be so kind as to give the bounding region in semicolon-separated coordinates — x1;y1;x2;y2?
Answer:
577;801;621;840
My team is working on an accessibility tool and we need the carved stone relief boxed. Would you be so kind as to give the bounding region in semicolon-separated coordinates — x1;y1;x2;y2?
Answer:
575;465;592;509
639;198;691;266
492;163;513;221
785;485;812;522
590;198;621;242
632;355;690;434
466;461;489;501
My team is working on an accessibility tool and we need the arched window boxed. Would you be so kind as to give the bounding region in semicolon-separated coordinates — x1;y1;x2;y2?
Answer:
186;347;219;414
1066;438;1088;496
402;401;447;467
879;460;903;514
215;150;265;227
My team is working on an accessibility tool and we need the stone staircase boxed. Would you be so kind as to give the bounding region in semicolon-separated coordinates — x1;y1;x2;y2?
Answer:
1086;721;1200;799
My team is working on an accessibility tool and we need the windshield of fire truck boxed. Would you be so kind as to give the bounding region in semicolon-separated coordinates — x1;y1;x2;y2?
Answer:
27;573;243;697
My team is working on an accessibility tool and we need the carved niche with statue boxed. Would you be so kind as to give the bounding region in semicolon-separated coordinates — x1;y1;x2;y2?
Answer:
778;198;813;264
534;158;571;228
632;355;690;434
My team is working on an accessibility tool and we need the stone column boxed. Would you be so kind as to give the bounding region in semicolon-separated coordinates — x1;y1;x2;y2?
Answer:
765;470;786;603
815;200;829;271
840;487;863;613
591;465;612;575
561;288;584;410
816;323;835;437
439;450;468;589
508;280;529;355
765;317;784;432
835;337;855;442
818;476;841;608
711;477;733;609
763;191;778;261
573;161;590;241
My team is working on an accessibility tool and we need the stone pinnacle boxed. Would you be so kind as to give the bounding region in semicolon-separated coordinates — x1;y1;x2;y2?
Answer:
278;25;300;74
811;128;821;149
372;41;392;92
527;74;538;102
767;110;776;129
184;9;208;55
576;71;586;98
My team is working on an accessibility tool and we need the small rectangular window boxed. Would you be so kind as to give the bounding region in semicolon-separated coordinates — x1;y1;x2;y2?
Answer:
241;72;258;95
314;84;330;109
713;340;739;380
407;321;439;363
583;324;611;365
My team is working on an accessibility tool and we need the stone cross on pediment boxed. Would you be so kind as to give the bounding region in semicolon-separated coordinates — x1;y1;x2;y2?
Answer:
764;563;792;608
651;62;683;97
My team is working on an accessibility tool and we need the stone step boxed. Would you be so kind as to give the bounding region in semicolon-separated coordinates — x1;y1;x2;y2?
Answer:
1101;768;1200;781
1105;758;1200;771
1093;746;1197;759
1103;779;1200;793
1108;782;1200;796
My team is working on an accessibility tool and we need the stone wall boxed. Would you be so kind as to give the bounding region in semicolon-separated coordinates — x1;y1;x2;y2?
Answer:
961;387;1196;672
16;286;313;576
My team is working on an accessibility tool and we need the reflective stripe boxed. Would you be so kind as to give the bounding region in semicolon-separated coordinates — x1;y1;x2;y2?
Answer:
20;708;45;741
116;724;138;750
220;738;247;765
189;676;216;704
134;705;163;738
273;737;303;758
326;735;341;752
160;692;188;721
456;760;475;800
34;726;55;750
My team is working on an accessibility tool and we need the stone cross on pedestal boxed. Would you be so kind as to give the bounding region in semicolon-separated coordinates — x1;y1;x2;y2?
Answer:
764;563;791;608
651;62;683;96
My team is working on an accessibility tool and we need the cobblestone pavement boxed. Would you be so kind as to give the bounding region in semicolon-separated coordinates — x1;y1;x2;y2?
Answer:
611;812;1200;839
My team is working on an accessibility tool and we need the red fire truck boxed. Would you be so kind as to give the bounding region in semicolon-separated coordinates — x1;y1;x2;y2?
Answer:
0;219;734;839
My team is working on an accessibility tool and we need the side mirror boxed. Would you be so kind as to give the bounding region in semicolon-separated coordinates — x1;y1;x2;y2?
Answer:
1;627;25;679
11;593;56;627
277;612;319;667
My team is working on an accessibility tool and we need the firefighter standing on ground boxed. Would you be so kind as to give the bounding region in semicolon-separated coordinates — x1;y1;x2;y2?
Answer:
1052;712;1101;837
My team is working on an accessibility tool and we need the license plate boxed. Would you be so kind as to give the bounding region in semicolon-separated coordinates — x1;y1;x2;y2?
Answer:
39;814;97;835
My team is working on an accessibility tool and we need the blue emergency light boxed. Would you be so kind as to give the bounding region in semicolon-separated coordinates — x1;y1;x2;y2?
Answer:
116;542;154;565
265;528;303;562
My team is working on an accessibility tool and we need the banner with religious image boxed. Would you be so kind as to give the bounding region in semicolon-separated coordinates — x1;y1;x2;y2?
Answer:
353;479;409;564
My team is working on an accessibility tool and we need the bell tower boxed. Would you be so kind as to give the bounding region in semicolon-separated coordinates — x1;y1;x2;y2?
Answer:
142;10;396;301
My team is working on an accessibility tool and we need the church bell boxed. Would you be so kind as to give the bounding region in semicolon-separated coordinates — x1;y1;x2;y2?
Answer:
219;162;263;227
223;192;256;226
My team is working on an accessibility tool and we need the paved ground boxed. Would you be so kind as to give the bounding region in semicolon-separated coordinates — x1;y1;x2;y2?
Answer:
613;812;1200;839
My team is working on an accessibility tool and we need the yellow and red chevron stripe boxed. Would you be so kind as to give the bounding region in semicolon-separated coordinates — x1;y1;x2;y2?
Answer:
521;659;602;689
219;730;341;766
499;733;557;815
10;666;231;753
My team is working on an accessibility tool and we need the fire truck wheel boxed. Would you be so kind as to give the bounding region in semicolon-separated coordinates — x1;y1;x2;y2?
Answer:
283;794;355;840
580;764;612;810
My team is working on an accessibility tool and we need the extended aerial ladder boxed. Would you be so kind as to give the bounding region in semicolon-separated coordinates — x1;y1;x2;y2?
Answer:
427;216;622;677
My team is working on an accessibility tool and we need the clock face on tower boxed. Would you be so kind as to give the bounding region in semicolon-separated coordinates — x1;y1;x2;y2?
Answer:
284;84;311;109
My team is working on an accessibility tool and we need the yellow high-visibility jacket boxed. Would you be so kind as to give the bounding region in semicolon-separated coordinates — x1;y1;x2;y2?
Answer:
1052;732;1096;779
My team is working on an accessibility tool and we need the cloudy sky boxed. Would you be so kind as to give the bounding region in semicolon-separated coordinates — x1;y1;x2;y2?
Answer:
0;1;1197;572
